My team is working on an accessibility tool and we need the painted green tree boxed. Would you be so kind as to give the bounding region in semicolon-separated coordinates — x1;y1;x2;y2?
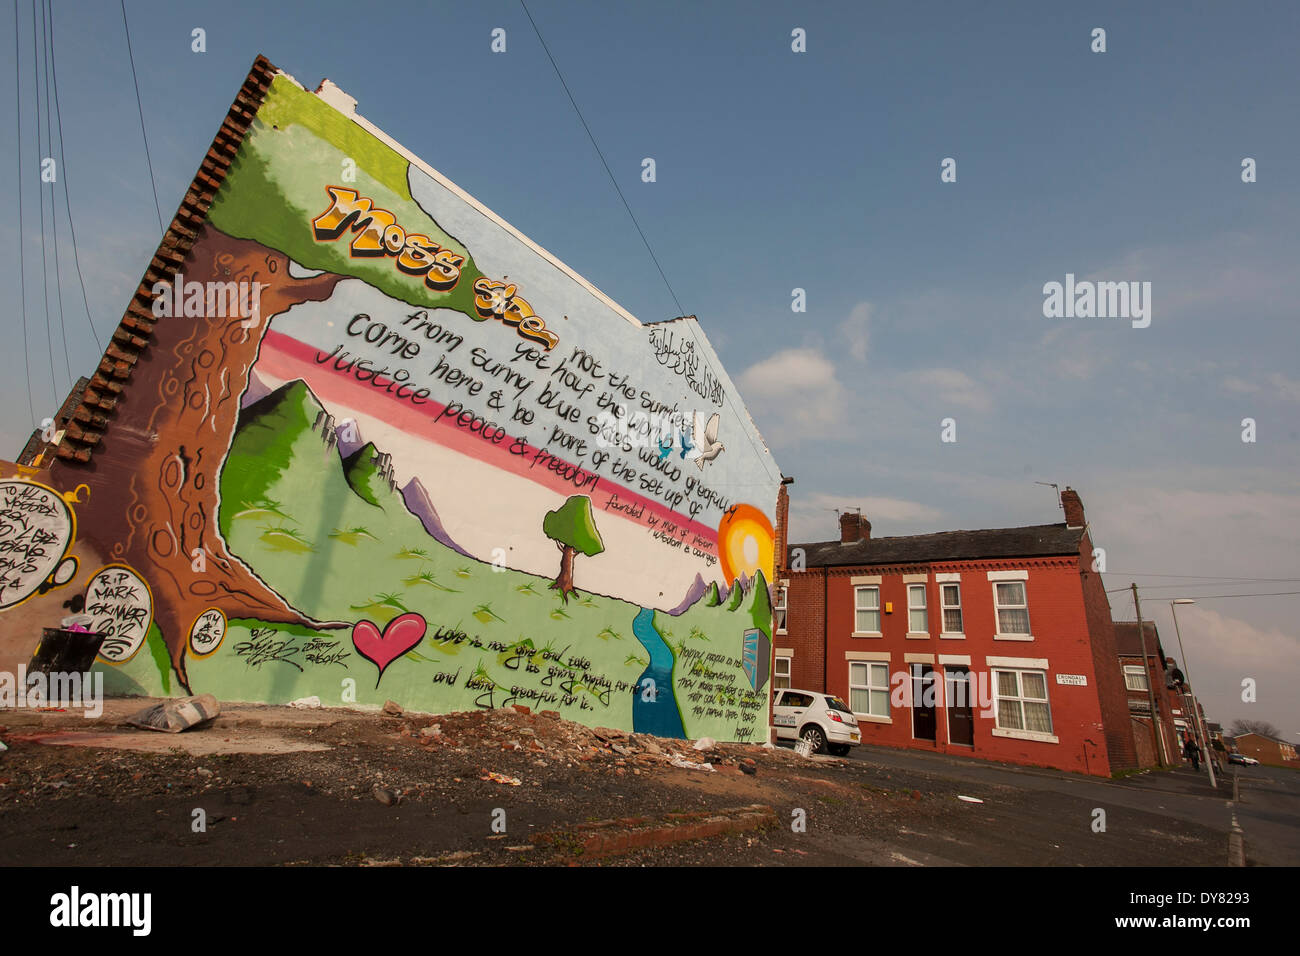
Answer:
543;495;605;603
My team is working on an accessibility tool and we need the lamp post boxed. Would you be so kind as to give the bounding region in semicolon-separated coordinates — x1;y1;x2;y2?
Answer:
1171;599;1215;788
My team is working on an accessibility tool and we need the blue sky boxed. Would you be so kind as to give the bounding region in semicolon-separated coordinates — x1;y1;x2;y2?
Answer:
3;0;1297;737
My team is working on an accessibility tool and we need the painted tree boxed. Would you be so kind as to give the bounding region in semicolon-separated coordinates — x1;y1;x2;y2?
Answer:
543;496;605;603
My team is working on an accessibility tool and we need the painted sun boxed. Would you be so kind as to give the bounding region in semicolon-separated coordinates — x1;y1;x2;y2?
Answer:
716;504;774;586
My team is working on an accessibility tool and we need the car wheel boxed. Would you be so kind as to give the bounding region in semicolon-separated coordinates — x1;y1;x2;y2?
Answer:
800;724;827;754
828;743;851;757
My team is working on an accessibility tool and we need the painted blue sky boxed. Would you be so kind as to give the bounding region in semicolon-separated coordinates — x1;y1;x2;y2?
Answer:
2;1;1297;737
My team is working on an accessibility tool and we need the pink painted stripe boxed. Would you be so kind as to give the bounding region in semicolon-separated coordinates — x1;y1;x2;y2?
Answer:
256;330;719;546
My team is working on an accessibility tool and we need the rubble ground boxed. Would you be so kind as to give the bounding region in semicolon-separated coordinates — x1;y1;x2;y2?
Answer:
0;702;1224;866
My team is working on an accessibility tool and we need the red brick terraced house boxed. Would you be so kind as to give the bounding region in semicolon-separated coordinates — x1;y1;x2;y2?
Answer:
1113;621;1185;768
775;488;1137;777
1229;732;1300;768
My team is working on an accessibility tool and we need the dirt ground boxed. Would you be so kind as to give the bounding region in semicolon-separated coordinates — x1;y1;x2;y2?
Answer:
0;701;1224;866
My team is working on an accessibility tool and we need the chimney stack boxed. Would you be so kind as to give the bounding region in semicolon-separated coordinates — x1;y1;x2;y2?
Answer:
774;478;792;573
839;511;871;543
1060;487;1085;529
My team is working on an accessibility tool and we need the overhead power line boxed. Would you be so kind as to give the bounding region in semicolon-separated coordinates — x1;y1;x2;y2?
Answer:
41;0;72;388
518;0;684;320
1108;586;1300;600
1105;571;1300;583
517;1;782;487
14;0;35;428
120;0;164;235
47;0;102;351
31;0;57;404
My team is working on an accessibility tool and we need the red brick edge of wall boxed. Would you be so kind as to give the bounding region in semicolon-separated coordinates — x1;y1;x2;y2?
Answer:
56;55;278;465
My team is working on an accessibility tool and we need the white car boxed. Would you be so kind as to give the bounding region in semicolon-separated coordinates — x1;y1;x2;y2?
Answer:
772;688;860;756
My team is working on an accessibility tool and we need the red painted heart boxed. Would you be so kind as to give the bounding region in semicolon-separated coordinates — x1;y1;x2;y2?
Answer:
351;612;427;684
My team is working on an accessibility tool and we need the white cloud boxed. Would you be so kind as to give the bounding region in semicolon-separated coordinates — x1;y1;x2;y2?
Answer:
838;302;872;362
912;368;992;413
736;347;848;445
1222;373;1300;403
1165;606;1300;740
788;492;943;542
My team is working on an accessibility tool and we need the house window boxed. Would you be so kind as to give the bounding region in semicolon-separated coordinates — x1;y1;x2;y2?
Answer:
855;586;880;634
908;584;928;634
994;581;1031;636
941;583;963;634
993;669;1052;734
849;661;890;717
774;655;791;689
775;585;788;635
1123;664;1148;692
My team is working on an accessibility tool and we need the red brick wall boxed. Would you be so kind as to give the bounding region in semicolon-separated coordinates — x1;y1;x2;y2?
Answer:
1078;530;1138;770
778;565;827;693
1234;734;1297;767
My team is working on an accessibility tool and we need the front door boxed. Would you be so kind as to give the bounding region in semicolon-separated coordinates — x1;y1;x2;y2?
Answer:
911;663;937;741
945;666;974;746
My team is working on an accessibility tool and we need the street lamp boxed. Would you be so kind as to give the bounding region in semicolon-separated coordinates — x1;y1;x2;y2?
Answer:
1171;599;1215;788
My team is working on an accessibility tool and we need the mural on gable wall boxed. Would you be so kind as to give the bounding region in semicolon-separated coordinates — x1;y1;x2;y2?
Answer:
11;67;781;742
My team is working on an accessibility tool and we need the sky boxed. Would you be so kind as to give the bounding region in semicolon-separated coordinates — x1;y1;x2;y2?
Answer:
2;0;1297;740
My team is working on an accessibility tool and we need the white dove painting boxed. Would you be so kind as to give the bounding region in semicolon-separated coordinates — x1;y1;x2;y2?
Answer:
685;411;725;469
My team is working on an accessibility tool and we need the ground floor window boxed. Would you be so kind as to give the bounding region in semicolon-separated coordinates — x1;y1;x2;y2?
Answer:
849;661;890;717
774;655;792;689
993;668;1052;734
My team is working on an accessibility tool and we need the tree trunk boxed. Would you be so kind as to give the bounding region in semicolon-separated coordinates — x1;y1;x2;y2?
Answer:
52;227;345;691
550;545;577;603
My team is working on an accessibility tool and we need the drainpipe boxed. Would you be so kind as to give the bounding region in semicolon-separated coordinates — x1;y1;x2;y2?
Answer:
822;566;829;694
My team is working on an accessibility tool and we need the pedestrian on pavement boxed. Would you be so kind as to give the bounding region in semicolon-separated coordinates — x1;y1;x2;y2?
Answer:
1183;736;1201;771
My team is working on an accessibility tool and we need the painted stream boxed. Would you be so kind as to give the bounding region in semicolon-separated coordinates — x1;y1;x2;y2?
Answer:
631;606;685;738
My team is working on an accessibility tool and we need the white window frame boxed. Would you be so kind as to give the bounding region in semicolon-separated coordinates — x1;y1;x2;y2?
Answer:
774;652;792;689
853;585;881;636
939;581;964;637
1123;664;1148;692
992;579;1033;640
775;582;788;635
991;667;1057;743
907;583;929;637
849;660;891;721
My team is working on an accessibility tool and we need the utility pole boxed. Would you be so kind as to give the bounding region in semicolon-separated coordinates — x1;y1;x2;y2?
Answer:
1171;599;1216;788
1133;583;1166;766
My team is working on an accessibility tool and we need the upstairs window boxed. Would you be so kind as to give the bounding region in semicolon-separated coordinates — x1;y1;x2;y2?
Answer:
908;584;928;634
775;585;788;634
1124;664;1148;692
855;586;881;634
994;581;1031;636
941;582;963;634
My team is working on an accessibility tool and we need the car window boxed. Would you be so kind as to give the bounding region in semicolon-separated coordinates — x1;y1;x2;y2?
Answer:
785;692;812;708
825;695;852;713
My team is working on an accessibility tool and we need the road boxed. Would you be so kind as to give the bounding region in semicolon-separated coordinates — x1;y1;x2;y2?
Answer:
836;742;1300;866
